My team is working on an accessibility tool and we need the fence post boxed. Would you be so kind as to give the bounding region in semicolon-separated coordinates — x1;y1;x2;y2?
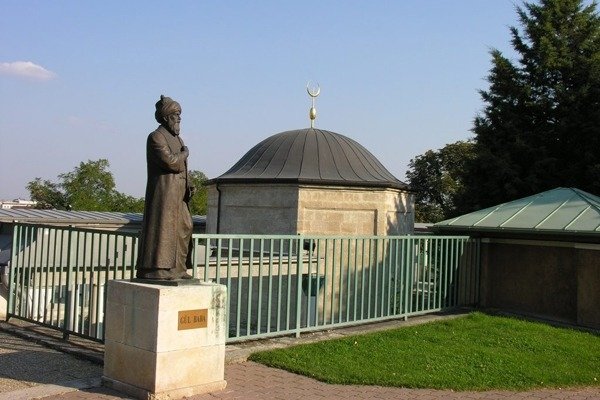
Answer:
295;236;303;338
191;236;198;279
7;224;21;319
62;227;73;341
403;237;412;320
475;238;481;306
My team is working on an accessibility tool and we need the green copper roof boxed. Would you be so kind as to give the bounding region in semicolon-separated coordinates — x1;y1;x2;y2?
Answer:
434;188;600;236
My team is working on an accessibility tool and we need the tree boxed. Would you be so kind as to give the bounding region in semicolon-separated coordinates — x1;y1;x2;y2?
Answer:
27;178;68;210
463;0;600;211
60;159;116;211
110;191;145;213
27;159;144;212
27;160;210;214
188;170;208;216
406;141;475;222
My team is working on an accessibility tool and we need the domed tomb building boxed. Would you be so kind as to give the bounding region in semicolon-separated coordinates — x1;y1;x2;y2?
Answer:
206;128;414;235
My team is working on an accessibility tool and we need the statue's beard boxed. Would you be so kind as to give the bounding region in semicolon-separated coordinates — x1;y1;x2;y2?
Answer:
167;121;180;135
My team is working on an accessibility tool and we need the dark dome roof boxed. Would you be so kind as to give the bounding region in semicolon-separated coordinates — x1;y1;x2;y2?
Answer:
210;128;408;190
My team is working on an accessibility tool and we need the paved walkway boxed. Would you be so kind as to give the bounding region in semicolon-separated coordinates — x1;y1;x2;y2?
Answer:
1;314;599;400
32;362;600;400
0;330;102;400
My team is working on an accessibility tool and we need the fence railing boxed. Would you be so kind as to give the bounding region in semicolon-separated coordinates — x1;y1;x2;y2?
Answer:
7;223;137;341
7;223;479;343
192;234;479;342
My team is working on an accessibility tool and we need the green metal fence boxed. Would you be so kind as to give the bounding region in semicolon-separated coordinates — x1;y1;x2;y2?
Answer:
7;223;138;342
192;234;479;342
7;223;479;343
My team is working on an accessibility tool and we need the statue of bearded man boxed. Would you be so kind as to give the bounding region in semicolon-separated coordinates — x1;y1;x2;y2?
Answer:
136;95;194;280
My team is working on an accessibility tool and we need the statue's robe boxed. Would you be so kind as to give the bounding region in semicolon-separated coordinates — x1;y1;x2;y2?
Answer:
136;125;193;279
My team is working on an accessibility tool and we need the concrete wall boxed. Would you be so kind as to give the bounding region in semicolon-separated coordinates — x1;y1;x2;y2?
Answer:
206;183;414;236
479;238;600;329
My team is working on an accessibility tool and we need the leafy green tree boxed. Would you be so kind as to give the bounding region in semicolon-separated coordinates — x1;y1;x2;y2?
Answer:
406;141;475;222
110;191;145;213
27;160;209;214
27;159;144;212
463;0;600;211
188;170;208;216
60;159;116;211
27;178;68;210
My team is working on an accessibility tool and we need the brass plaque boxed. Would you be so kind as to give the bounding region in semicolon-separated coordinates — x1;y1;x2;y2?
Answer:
178;309;208;330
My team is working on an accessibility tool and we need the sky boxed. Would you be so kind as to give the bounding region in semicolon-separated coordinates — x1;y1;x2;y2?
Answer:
0;0;521;200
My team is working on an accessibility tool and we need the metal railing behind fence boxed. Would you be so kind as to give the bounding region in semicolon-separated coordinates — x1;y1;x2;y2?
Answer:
7;224;478;343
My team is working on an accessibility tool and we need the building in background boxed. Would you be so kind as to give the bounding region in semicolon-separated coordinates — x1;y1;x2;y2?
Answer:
206;128;414;236
1;199;37;209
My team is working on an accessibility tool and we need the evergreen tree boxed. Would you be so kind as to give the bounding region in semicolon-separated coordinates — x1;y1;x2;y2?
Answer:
463;0;600;211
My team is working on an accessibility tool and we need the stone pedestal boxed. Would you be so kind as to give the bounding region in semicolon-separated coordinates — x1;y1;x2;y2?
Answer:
103;280;227;400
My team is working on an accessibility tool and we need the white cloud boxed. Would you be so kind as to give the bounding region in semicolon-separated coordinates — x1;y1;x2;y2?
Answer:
0;61;57;81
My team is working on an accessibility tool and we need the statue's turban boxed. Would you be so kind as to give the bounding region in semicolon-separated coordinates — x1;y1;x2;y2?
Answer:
154;95;181;123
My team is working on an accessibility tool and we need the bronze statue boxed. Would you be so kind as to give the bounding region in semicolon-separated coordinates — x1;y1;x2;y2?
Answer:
136;95;194;280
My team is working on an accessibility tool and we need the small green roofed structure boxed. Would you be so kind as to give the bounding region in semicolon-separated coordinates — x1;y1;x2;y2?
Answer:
434;187;600;240
432;187;600;329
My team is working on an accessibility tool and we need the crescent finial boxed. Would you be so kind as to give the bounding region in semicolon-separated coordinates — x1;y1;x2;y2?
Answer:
306;81;320;128
307;82;320;98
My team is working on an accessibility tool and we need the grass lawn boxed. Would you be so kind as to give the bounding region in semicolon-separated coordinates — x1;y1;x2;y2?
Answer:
249;312;600;391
